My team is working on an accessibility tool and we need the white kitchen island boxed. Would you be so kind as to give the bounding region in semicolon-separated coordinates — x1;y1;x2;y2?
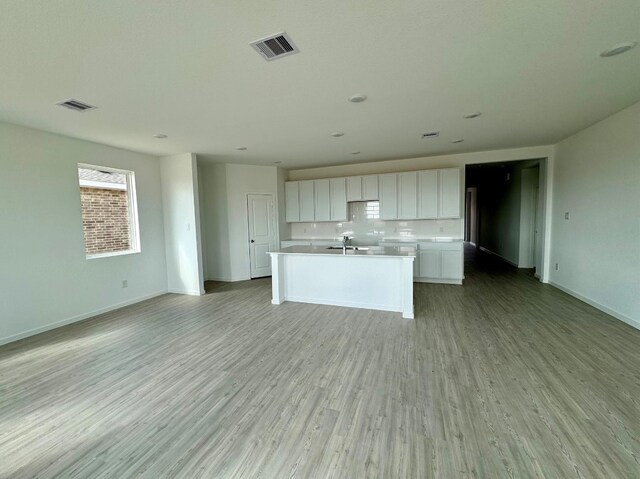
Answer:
268;246;416;319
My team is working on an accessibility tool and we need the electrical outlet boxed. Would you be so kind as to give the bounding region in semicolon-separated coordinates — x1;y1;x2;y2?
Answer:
122;280;128;288
564;212;570;220
439;226;444;232
554;263;559;271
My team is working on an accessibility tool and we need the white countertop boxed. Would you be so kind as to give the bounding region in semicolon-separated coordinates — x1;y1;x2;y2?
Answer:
283;237;463;245
270;245;416;258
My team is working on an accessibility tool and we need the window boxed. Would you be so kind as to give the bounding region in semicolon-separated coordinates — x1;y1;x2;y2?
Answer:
78;164;140;258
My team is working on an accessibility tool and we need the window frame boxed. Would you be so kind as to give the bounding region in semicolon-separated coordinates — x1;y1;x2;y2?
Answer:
78;163;141;260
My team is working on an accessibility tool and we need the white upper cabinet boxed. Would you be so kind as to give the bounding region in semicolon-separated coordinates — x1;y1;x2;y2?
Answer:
418;170;438;219
398;172;418;219
299;180;315;222
314;179;331;222
438;168;461;218
346;176;363;202
285;182;299;223
330;178;347;221
362;175;379;200
379;174;398;220
346;175;378;201
284;167;459;223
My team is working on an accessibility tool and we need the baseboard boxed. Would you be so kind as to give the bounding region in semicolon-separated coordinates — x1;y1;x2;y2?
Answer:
285;295;402;314
414;277;463;285
0;290;168;347
206;276;251;283
549;281;639;331
168;289;204;296
478;246;518;267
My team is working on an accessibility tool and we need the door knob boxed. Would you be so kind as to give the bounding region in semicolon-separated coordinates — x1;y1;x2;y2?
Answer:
250;239;255;243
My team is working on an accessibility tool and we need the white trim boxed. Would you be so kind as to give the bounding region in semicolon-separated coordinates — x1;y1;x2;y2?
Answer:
549;281;640;331
478;246;518;267
414;277;463;285
168;289;204;296
285;295;406;316
79;179;127;190
87;249;141;260
0;290;168;346
206;275;251;282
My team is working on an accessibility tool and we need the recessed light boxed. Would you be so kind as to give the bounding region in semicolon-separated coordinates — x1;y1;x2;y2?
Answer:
273;161;282;164
451;139;464;144
236;146;247;151
463;112;482;119
331;132;345;137
351;151;360;155
348;94;367;103
153;133;168;139
600;42;637;57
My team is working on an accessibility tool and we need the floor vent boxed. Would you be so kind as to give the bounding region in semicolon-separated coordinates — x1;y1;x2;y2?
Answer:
422;132;440;139
56;99;97;112
250;32;299;61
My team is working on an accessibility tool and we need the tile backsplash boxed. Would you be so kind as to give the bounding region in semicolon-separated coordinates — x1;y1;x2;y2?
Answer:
289;201;463;244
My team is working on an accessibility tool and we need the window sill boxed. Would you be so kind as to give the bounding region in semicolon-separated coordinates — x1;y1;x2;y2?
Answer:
86;249;141;260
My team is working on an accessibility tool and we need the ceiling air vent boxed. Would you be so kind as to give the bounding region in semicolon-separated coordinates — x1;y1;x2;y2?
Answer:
250;32;299;61
422;131;440;139
56;98;97;112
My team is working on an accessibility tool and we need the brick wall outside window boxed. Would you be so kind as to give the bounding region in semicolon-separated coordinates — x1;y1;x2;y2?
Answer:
80;187;131;255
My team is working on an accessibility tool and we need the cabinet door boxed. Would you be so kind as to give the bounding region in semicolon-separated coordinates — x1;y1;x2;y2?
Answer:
441;250;463;279
379;174;398;220
419;250;441;278
439;168;461;218
285;182;299;223
299;180;315;222
418;170;438;219
330;178;347;221
346;176;362;202
362;175;379;200
314;179;330;221
398;172;418;219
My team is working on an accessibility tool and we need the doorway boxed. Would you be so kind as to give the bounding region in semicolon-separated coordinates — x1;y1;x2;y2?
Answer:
247;194;277;279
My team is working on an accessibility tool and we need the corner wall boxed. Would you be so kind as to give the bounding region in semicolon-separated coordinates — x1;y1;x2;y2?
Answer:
160;153;204;295
550;101;640;329
0;122;168;345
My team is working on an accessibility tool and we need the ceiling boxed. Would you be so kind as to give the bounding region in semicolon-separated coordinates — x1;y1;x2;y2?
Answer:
1;1;639;169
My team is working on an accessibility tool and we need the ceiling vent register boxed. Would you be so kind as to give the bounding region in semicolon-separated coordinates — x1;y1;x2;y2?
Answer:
422;132;440;139
250;32;299;61
56;99;97;112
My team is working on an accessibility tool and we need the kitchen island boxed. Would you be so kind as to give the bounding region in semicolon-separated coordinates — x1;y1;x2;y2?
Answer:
268;246;416;319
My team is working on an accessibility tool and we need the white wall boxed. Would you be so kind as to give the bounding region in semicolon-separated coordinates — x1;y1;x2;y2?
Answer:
0;122;168;345
550;101;640;329
200;163;231;281
287;146;553;180
160;153;204;295
200;163;283;282
518;166;539;268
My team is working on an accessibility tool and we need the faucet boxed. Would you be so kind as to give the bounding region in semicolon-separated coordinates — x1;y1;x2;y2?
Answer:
342;235;350;254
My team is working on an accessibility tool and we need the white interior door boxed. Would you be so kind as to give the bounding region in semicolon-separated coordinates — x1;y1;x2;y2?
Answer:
248;194;277;279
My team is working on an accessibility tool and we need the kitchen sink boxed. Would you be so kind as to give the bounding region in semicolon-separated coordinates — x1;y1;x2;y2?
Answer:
326;246;370;251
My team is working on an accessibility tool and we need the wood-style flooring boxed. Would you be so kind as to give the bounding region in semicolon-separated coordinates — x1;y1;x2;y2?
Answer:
1;246;638;478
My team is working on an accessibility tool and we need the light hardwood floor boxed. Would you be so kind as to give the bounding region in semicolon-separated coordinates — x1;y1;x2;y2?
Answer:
1;247;638;478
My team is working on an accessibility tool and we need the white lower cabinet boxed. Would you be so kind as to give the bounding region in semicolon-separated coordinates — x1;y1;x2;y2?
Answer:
416;242;464;284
